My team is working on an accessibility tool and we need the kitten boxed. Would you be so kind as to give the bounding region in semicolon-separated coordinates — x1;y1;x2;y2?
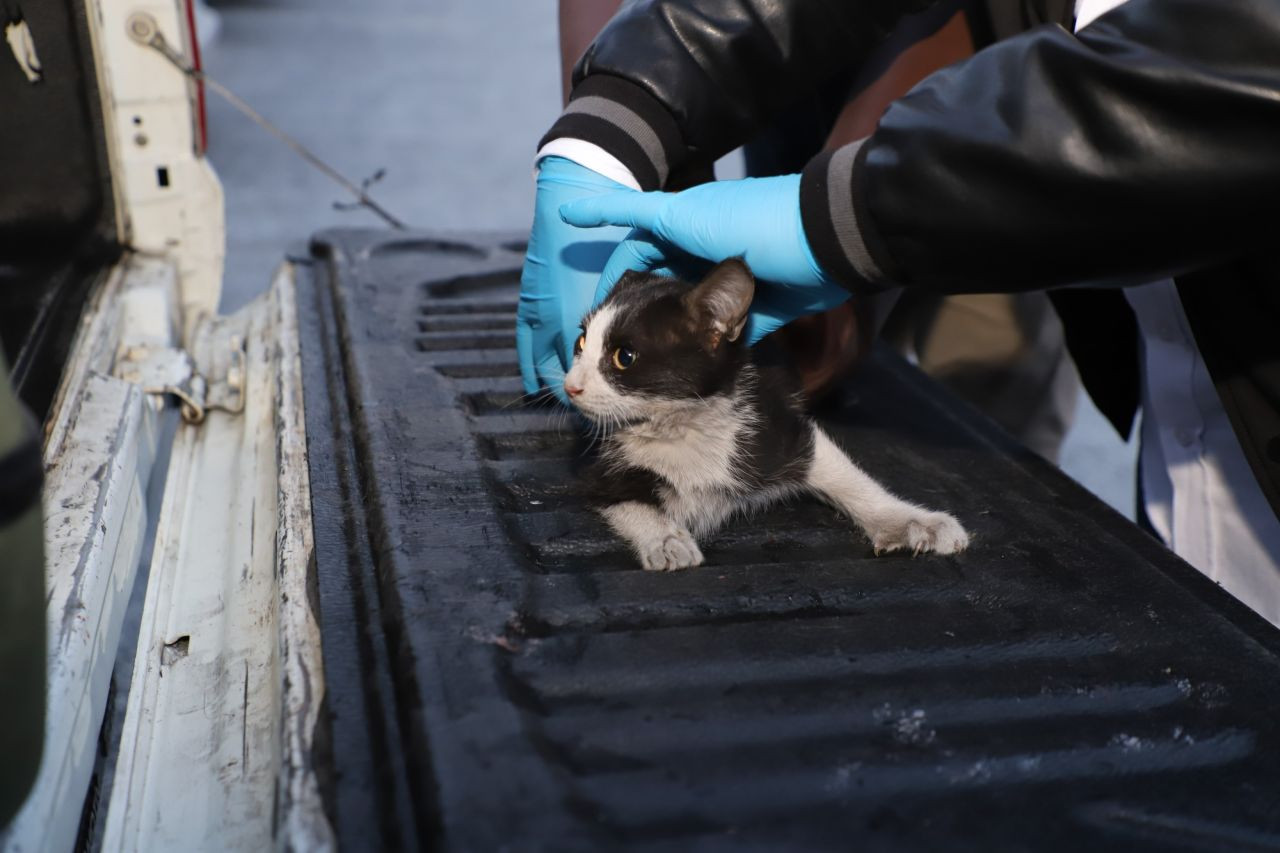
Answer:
563;259;969;571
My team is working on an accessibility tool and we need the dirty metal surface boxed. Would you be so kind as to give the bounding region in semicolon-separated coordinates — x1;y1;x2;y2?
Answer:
296;229;1280;852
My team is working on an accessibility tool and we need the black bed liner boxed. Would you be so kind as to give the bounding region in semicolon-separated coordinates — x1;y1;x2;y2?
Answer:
295;229;1280;852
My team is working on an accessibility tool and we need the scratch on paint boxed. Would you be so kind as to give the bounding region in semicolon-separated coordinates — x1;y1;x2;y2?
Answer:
242;660;249;777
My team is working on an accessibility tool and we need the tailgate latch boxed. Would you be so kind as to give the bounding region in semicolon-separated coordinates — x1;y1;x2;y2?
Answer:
119;337;247;425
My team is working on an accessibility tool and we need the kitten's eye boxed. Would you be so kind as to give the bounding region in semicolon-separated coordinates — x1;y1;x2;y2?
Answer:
612;347;636;370
574;334;586;355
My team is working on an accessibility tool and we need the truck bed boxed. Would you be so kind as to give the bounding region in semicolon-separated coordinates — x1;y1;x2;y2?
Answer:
295;229;1280;851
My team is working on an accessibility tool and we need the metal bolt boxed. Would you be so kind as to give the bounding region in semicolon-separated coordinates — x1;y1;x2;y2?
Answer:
126;12;158;45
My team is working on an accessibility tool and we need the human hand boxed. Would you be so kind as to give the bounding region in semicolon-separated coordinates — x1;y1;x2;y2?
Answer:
559;174;852;344
517;156;632;400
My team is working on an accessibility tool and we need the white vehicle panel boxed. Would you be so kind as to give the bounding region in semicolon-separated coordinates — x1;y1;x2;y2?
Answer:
103;267;332;852
3;377;154;853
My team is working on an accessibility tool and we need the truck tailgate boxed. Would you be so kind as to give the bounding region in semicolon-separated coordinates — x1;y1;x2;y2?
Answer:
296;229;1280;851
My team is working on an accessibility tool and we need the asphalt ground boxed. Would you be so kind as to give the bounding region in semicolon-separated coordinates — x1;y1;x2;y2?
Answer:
203;0;560;311
200;0;1137;513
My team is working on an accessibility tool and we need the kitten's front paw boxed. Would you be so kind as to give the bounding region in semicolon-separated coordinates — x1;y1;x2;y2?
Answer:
638;529;704;571
871;509;969;557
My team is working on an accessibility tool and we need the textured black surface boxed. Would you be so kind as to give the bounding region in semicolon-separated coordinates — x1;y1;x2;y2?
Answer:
297;229;1280;852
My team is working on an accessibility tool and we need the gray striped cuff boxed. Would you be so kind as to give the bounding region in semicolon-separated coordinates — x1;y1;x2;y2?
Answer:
539;75;686;191
800;140;895;290
561;96;670;187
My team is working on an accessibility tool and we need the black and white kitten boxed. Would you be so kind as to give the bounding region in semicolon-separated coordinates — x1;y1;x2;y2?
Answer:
563;259;969;571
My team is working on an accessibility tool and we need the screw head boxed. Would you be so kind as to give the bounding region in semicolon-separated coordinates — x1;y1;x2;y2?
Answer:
126;12;158;44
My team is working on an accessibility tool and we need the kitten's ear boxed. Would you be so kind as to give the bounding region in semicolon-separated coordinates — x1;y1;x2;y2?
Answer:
683;258;754;349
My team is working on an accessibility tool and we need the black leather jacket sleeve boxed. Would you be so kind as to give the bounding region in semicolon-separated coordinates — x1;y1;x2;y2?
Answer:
801;0;1280;292
540;0;937;189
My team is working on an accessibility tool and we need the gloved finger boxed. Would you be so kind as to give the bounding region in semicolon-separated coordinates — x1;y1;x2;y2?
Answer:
594;234;672;304
742;286;806;346
516;319;539;395
559;239;621;274
536;352;570;405
559;192;666;232
743;305;790;346
742;281;852;345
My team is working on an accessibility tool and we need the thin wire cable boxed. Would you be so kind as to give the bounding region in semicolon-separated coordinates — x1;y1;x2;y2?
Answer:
136;23;407;229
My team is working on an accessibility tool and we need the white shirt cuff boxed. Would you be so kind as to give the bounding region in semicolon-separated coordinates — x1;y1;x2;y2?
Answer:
534;139;642;191
1073;0;1130;30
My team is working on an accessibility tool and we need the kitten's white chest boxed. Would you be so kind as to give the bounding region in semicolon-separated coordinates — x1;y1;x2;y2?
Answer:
615;400;747;495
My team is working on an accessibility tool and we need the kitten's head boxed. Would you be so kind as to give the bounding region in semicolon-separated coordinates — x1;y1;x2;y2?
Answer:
563;258;754;424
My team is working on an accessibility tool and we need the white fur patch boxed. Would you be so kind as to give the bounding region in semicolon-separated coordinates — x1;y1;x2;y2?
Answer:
564;305;616;409
607;382;765;538
601;501;704;571
805;427;969;555
563;304;654;428
614;394;749;494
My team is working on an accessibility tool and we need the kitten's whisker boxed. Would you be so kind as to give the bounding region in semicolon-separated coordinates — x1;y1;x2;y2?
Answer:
496;389;557;413
558;409;577;437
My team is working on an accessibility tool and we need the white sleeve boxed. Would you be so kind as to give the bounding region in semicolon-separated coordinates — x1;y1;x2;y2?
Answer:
1073;0;1131;30
533;139;642;191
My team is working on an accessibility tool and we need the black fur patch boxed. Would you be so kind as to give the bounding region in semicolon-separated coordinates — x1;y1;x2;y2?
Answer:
582;461;666;507
592;270;749;400
582;266;816;505
732;352;817;490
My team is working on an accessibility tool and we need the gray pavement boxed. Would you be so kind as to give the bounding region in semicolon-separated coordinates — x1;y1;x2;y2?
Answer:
204;0;559;312
201;0;1136;516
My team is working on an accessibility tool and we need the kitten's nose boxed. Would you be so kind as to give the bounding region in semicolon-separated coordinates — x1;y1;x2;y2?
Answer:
564;383;583;398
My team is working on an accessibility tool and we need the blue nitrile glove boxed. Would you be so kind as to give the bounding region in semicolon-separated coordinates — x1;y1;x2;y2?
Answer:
517;157;633;400
560;174;852;344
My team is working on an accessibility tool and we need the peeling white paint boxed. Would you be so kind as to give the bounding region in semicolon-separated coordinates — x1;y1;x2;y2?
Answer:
3;252;330;850
43;255;180;459
102;269;332;851
0;255;181;853
2;375;155;853
272;264;335;852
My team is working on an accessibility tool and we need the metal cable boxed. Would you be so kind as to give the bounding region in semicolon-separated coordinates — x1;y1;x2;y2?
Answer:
127;12;407;230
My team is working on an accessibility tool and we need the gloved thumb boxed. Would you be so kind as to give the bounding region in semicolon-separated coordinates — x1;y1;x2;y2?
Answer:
560;192;665;231
536;352;570;405
515;319;539;396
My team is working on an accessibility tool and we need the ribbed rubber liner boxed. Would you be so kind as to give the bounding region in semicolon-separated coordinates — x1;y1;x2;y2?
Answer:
296;230;1280;852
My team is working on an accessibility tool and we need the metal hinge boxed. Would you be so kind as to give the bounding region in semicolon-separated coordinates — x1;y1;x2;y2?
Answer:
117;338;246;425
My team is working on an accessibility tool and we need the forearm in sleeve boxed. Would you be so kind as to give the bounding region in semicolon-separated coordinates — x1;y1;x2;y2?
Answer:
800;0;1280;292
541;0;939;189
